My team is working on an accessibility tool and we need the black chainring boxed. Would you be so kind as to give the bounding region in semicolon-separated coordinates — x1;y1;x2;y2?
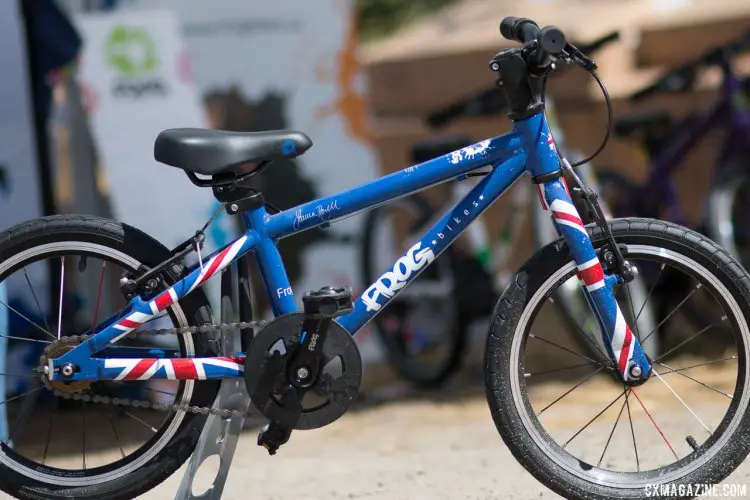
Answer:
244;313;362;430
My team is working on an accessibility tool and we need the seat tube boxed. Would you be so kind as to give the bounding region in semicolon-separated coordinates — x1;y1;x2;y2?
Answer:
242;207;297;316
517;113;651;381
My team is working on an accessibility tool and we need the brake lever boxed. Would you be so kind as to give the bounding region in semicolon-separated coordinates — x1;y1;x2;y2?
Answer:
565;43;597;71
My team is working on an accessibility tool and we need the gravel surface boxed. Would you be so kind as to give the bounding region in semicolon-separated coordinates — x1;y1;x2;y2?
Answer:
138;363;750;500
8;359;749;499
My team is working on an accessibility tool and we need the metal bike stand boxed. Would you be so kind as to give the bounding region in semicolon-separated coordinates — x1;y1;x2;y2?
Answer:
175;258;256;500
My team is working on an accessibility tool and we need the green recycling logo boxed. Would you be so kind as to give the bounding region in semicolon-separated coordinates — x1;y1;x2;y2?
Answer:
105;25;159;77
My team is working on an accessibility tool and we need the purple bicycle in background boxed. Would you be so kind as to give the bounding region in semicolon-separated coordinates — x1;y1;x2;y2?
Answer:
594;29;750;351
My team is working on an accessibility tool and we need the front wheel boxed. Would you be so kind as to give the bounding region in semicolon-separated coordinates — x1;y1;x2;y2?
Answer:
486;218;750;499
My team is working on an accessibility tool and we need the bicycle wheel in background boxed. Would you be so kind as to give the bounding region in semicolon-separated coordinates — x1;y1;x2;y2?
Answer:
360;194;468;387
487;218;750;499
707;165;750;268
531;168;660;359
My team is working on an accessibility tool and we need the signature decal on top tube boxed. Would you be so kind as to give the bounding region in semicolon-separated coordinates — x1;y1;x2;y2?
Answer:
293;200;340;230
361;242;435;312
448;139;492;164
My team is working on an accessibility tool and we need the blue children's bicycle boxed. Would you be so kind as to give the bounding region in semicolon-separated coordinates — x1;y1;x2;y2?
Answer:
0;17;748;500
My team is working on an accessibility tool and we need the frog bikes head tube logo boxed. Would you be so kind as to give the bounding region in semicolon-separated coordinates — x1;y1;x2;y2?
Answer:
361;242;435;312
105;25;167;99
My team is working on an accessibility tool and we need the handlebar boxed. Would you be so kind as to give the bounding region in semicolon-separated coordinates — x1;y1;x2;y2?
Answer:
499;17;567;65
426;23;617;129
630;29;750;101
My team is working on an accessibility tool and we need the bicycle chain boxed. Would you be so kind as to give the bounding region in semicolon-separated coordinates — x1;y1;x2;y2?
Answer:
43;320;269;419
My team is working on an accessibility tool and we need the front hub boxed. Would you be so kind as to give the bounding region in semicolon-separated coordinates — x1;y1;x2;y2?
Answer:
623;360;652;387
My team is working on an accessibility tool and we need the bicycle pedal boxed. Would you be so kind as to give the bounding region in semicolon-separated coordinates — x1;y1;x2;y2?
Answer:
257;422;292;456
303;286;354;318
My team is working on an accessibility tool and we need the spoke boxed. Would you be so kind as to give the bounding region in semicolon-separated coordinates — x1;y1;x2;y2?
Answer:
537;366;605;416
623;280;643;343
563;388;627;449
529;333;598;364
652;370;711;434
565;318;610;363
597;390;629;467
635;263;664;322
91;261;106;333
120;409;158;433
640;284;702;346
41;407;56;466
0;372;40;380
0;299;55;340
0;334;51;344
656;361;732;399
654;319;724;362
56;257;65;340
82;402;87;470
625;390;640;472
23;268;51;333
631;388;678;460
7;379;41;445
525;361;605;378
0;386;43;407
657;356;736;376
108;409;126;459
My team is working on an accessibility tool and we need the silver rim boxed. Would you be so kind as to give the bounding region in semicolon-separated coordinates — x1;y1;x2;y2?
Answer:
509;244;750;488
0;241;195;486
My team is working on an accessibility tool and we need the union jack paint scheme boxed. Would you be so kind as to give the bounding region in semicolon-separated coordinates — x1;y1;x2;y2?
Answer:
104;356;245;381
48;106;649;385
539;174;648;380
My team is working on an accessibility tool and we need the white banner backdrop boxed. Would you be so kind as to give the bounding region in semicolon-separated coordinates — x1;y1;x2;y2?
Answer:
122;0;384;359
74;9;228;307
74;10;215;250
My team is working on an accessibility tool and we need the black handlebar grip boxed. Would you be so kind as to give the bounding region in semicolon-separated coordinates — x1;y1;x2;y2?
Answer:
538;26;566;55
499;16;521;40
500;16;540;43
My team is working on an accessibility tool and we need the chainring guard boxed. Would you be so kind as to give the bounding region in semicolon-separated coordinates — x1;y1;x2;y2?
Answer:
244;313;362;430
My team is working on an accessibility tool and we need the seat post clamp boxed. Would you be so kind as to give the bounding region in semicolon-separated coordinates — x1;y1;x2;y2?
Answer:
226;191;266;215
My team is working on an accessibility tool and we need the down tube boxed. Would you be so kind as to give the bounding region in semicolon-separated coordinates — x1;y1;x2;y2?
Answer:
539;177;650;379
337;153;526;334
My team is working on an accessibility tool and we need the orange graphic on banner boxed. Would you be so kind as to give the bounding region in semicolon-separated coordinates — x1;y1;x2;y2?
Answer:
315;7;372;146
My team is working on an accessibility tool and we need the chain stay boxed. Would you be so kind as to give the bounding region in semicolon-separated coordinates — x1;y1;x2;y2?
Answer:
44;320;269;418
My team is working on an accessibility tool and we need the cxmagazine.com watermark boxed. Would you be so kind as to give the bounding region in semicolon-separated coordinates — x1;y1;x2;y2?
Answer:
645;483;747;497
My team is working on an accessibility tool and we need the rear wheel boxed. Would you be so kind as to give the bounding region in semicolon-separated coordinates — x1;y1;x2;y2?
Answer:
0;215;218;500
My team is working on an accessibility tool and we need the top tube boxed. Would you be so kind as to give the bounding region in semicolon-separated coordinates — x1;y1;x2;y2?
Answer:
263;133;523;239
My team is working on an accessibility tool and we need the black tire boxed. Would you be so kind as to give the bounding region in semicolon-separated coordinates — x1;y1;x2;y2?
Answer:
485;218;750;499
360;194;468;387
0;215;219;500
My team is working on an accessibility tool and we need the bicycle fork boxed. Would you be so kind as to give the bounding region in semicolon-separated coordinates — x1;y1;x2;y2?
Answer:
536;175;651;383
